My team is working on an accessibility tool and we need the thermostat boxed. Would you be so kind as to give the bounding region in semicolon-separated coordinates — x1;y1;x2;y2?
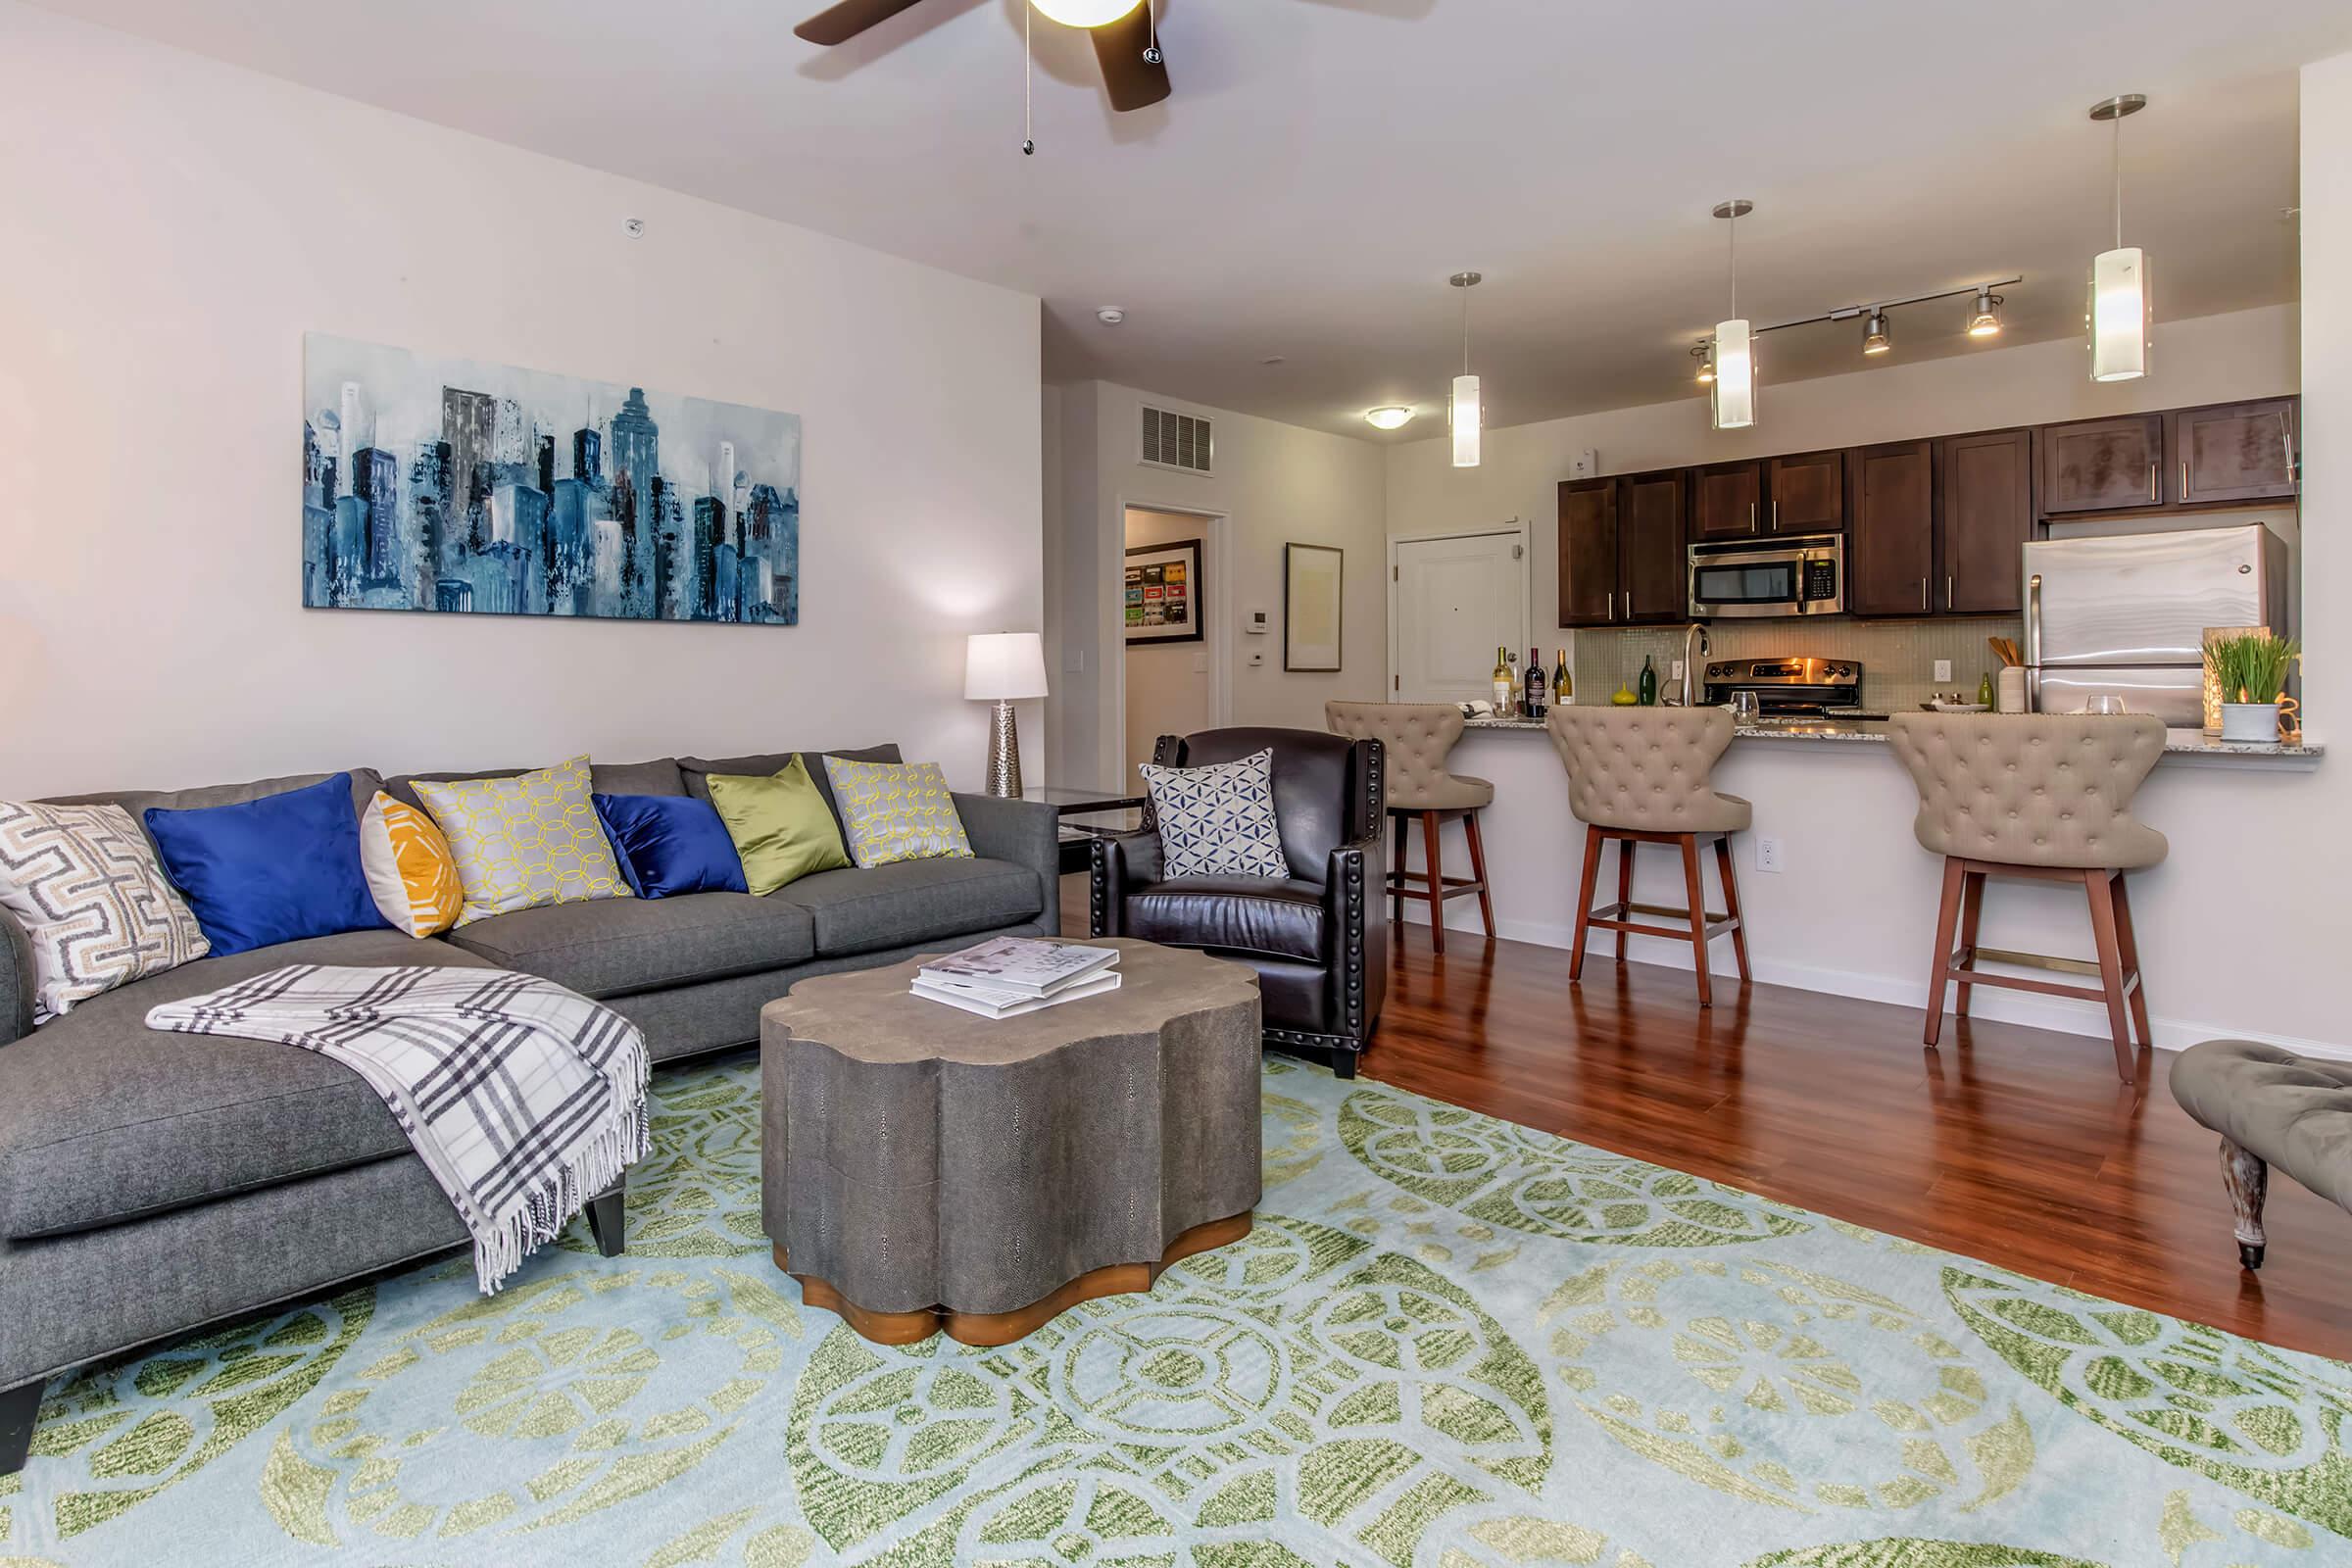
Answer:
1245;608;1270;635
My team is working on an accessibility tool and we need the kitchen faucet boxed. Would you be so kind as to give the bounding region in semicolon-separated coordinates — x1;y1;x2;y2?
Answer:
1672;622;1711;706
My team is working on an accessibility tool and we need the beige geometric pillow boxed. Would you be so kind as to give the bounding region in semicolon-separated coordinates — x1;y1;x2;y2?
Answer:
412;756;631;927
0;801;211;1022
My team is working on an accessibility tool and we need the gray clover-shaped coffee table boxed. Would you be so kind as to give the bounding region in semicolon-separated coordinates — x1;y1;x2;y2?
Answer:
760;938;1262;1346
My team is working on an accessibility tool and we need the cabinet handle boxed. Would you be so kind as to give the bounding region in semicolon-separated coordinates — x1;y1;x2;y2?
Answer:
1945;574;1954;610
1750;502;1758;533
2148;462;2159;503
2281;411;2297;482
2181;460;2191;501
1606;591;1615;621
1920;578;1928;612
1771;499;1779;530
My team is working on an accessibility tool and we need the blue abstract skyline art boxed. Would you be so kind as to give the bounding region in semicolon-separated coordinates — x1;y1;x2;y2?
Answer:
302;334;800;625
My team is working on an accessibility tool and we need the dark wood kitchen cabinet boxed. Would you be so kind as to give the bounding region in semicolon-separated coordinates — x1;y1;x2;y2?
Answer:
1617;468;1689;624
2170;398;2299;504
1846;439;1936;616
1691;460;1765;541
1938;427;2034;613
2038;414;2164;514
1558;478;1618;627
1767;449;1844;534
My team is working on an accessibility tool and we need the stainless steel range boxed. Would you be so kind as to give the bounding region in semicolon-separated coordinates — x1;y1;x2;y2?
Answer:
1701;656;1883;720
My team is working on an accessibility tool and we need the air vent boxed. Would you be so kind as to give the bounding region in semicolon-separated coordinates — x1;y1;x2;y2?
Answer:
1141;405;1213;475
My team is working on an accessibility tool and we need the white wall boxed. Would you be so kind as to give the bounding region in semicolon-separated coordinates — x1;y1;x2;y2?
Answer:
1388;305;2301;641
0;3;1042;800
1048;381;1388;789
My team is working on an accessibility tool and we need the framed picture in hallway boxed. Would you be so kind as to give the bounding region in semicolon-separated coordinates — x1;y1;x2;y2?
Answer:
1284;543;1344;671
1124;538;1203;644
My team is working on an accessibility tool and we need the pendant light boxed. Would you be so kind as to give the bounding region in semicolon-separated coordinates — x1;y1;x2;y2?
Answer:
1968;285;2003;337
1449;271;1483;467
1861;309;1892;356
2087;93;2150;382
1710;200;1755;430
1029;0;1143;25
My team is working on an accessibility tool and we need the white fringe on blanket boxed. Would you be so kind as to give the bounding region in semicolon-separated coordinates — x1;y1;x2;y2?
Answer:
148;964;650;1293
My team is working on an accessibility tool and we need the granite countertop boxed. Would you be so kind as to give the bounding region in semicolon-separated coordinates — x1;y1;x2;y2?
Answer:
1457;710;2324;761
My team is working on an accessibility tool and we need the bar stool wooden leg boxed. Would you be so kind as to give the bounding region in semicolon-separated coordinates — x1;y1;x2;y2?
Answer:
1391;812;1410;926
1614;840;1636;961
1421;810;1446;956
1712;835;1751;983
1462;809;1496;939
1953;868;1985;1018
2082;869;2137;1083
1570;824;1603;982
1924;857;1965;1048
2111;870;2151;1046
1678;833;1714;1008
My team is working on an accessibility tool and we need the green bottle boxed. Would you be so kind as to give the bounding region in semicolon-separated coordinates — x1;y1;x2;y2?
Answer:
1978;671;1995;710
1638;655;1658;707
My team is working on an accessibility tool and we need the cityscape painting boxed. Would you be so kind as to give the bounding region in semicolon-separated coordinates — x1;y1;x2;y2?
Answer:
302;334;800;625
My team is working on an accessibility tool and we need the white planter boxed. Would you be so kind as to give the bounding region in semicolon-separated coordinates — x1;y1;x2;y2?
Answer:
2220;702;2281;743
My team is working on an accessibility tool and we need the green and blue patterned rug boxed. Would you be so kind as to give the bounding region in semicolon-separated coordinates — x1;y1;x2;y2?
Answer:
6;1054;2348;1567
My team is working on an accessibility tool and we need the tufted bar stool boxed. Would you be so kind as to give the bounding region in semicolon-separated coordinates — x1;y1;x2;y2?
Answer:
1544;707;1752;1005
1325;702;1495;954
1887;713;2168;1082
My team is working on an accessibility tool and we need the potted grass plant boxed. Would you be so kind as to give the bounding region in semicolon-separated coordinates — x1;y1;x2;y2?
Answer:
2204;631;2300;742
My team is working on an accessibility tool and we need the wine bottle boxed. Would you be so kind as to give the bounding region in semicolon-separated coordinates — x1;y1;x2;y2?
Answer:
1524;646;1546;718
1638;654;1658;707
1491;646;1514;714
1553;648;1571;706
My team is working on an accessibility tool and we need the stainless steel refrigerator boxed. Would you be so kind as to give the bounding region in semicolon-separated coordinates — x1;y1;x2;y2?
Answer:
2024;522;2290;727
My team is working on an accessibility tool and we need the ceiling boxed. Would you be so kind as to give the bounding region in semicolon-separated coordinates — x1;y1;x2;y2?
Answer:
35;0;2349;439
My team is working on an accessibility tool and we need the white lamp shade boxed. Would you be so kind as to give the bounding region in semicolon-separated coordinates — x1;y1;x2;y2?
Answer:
1450;374;1482;467
1711;318;1755;429
1030;0;1143;25
2089;246;2149;382
965;632;1050;701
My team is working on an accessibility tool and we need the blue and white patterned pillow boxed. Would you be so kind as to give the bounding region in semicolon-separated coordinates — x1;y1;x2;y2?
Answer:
1141;748;1290;880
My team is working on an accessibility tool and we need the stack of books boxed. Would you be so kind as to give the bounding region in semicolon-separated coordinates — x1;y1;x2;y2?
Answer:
911;938;1123;1019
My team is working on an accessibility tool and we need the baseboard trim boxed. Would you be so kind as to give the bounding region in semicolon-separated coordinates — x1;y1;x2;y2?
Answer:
1395;906;2352;1064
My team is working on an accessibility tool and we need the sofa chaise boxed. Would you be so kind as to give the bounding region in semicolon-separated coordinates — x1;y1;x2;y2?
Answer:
0;745;1059;1474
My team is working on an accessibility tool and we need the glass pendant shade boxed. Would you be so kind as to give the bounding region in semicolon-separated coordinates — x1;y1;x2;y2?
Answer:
1710;318;1754;430
2089;246;2149;381
1451;374;1482;467
1030;0;1144;25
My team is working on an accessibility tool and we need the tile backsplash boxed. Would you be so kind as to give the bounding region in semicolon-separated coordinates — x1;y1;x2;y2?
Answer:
1569;616;2025;714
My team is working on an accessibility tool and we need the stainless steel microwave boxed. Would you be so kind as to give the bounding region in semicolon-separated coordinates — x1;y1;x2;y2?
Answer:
1687;534;1845;618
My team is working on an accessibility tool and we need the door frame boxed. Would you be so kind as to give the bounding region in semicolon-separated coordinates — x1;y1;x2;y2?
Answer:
1112;498;1232;789
1385;521;1530;703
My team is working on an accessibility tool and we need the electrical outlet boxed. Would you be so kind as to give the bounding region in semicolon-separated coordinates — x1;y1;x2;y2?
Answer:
1670;659;1685;681
1755;836;1785;874
1933;659;1953;682
1246;650;1266;668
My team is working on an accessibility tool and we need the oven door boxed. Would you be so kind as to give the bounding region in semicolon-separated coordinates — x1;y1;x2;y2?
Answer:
1688;538;1843;618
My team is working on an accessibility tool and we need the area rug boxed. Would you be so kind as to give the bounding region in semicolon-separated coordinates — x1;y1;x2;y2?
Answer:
5;1055;2348;1567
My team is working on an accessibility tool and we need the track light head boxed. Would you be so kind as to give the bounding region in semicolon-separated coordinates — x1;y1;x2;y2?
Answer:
1968;287;2003;337
1861;309;1891;356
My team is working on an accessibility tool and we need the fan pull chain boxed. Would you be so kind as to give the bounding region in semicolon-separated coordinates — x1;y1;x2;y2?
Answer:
1144;0;1162;66
1021;2;1034;155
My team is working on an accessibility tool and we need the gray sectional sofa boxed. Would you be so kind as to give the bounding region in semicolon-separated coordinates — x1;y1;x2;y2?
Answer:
0;745;1058;1474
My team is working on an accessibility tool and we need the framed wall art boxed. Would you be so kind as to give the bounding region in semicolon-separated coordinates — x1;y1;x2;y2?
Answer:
1124;538;1204;645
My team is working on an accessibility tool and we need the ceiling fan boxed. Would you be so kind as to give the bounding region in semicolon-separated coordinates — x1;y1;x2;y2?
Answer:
794;0;1172;112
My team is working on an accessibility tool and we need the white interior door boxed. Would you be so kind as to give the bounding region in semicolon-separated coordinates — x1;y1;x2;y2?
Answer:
1392;531;1528;703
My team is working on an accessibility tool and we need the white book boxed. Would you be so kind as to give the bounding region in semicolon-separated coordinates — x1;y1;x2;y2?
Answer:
917;937;1120;997
911;970;1121;1020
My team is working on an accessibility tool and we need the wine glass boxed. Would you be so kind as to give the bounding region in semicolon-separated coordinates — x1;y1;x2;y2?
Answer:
2083;694;2129;716
1729;691;1760;724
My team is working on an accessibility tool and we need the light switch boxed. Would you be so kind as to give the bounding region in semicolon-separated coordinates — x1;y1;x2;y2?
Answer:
1192;648;1210;673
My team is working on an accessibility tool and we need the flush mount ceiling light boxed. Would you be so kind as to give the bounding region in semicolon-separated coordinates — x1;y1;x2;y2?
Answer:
1968;285;2004;337
1709;200;1755;430
2087;92;2151;382
1364;406;1414;431
1030;0;1144;26
1861;308;1892;356
1449;271;1483;467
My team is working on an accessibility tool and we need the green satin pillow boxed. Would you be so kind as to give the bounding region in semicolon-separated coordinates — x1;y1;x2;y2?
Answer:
704;757;852;897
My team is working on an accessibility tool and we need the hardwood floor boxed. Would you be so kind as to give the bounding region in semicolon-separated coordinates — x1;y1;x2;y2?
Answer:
1058;880;2352;1361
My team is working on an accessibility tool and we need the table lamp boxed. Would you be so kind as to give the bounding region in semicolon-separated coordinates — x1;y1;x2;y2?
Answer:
965;631;1049;797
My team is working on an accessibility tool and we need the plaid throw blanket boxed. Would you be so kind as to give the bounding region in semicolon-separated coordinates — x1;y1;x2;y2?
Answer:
148;965;650;1293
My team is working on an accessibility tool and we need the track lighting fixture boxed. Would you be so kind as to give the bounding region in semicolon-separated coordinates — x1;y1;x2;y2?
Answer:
1686;272;2021;387
1861;309;1891;356
1968;286;2003;337
1690;342;1715;385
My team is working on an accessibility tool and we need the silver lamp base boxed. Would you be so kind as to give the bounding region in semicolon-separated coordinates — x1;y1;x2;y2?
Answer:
984;699;1022;798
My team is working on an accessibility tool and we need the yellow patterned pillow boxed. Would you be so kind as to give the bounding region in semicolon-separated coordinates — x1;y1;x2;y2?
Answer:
820;758;974;868
412;756;632;926
358;792;465;937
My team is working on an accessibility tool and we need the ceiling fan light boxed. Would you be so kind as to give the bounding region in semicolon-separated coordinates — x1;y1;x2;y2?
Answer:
1861;309;1891;356
1968;287;2002;337
1711;319;1754;430
1450;376;1481;466
1030;0;1144;26
1365;406;1414;431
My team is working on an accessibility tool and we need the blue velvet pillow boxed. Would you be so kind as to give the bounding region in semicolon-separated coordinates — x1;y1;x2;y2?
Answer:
593;793;748;900
144;773;389;957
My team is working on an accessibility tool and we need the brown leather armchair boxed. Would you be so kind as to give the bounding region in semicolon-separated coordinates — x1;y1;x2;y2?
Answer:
1090;727;1387;1077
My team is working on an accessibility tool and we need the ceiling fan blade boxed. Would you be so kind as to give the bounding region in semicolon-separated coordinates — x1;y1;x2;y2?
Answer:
1091;5;1171;113
794;0;929;46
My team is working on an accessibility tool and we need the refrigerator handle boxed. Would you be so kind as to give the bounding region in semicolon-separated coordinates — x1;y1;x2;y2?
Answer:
2025;570;2042;708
